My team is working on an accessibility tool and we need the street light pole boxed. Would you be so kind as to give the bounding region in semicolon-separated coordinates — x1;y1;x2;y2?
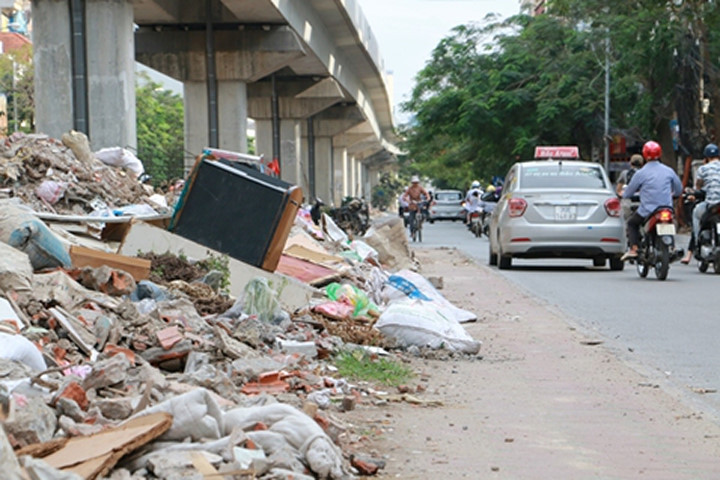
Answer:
604;33;610;173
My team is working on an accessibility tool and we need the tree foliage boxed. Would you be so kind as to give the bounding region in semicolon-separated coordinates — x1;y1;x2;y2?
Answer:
136;73;185;185
400;0;720;187
0;44;35;134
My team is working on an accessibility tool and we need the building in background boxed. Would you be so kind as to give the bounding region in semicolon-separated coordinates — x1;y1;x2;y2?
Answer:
521;0;547;16
0;0;30;35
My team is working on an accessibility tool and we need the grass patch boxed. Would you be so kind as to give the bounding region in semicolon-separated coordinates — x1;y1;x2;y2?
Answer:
334;349;414;387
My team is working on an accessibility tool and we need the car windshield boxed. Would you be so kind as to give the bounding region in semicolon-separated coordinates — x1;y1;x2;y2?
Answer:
521;164;607;189
436;192;462;201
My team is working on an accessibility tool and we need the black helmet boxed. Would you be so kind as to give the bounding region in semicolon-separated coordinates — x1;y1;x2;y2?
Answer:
704;143;720;158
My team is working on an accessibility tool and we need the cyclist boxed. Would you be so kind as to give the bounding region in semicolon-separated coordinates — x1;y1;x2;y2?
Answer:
401;175;430;234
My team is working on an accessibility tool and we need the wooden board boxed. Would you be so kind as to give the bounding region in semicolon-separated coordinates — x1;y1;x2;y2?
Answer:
69;245;151;281
275;254;339;285
38;412;172;479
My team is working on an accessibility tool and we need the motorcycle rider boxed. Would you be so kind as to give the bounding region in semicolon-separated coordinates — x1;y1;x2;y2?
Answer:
621;140;683;261
401;175;430;228
464;180;482;224
681;143;720;263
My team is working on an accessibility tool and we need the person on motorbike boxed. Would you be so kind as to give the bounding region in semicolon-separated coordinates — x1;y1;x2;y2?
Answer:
464;180;482;224
401;175;430;229
680;143;720;264
621;140;683;261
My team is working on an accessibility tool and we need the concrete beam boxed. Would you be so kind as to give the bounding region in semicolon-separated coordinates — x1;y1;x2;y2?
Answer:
135;26;306;82
248;77;344;119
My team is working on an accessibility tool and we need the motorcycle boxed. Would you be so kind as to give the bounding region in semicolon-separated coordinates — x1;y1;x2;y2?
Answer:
685;190;720;273
468;206;483;237
632;203;683;280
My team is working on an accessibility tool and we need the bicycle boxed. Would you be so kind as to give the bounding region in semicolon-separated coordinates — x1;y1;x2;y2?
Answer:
408;201;427;242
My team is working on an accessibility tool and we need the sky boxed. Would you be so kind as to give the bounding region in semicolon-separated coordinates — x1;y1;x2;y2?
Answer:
359;0;522;124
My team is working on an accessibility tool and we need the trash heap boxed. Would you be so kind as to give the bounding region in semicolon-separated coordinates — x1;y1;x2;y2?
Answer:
0;131;158;216
0;132;482;480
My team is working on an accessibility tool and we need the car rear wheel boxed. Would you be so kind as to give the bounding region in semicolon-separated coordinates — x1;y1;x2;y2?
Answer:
609;256;624;271
498;254;512;270
489;242;498;266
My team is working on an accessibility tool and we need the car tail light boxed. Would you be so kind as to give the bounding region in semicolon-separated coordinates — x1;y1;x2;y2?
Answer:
604;197;621;217
508;198;527;217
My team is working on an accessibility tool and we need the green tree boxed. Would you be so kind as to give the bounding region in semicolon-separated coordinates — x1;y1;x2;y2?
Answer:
136;73;185;185
402;14;606;185
0;44;34;134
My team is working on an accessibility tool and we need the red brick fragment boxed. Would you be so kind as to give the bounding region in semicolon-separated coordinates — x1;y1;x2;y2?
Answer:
57;381;88;410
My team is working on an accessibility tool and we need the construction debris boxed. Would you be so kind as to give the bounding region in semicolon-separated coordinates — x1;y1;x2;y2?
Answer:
0;132;482;479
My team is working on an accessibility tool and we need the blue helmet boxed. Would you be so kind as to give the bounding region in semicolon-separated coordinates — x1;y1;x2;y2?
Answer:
704;143;719;158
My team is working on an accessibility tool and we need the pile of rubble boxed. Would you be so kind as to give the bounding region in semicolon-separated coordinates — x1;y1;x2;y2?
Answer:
0;132;482;479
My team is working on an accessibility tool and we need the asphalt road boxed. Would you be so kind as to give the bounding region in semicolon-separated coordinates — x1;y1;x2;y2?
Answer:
410;218;720;420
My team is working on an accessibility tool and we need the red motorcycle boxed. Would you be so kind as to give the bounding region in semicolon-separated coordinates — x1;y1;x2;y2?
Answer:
633;206;683;280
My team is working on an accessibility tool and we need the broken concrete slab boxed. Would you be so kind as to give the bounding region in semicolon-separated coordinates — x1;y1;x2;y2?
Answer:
118;222;316;310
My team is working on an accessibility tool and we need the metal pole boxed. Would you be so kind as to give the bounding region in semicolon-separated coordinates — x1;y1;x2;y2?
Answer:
604;33;610;172
307;115;315;198
271;73;281;175
12;61;17;132
205;0;219;148
69;0;88;135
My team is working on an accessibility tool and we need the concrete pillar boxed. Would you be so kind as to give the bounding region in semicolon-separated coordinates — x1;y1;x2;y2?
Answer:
33;0;73;140
86;0;135;150
218;81;248;154
314;137;332;204
350;156;357;197
184;80;248;171
184;82;207;171
34;0;135;150
333;146;346;206
281;119;302;188
255;120;272;161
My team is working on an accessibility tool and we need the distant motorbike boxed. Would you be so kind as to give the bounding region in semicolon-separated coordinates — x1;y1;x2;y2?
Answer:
685;190;720;273
632;202;683;280
468;206;483;237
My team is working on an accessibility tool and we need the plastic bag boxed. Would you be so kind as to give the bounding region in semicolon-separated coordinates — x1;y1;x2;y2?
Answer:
0;332;46;370
94;146;145;176
383;269;477;323
222;277;288;325
375;301;481;354
35;180;67;205
325;282;375;318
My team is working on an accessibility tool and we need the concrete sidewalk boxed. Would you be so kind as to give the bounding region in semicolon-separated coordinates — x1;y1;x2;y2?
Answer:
357;247;720;479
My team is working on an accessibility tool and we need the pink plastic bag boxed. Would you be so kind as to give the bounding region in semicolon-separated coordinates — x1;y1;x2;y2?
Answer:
35;180;67;204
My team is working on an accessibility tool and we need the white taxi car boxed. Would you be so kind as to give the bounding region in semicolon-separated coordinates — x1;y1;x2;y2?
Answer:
488;146;626;270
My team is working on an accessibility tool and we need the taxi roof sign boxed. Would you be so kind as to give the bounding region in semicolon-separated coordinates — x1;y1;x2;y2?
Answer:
534;146;579;159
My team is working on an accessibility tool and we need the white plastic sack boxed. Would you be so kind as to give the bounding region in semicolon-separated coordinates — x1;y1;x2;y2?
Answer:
94;147;145;176
132;388;224;441
348;240;378;263
0;332;46;371
223;403;346;479
322;213;348;244
375;300;481;354
382;269;477;323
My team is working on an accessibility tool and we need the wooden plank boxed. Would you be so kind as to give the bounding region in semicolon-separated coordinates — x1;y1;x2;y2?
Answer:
263;187;303;272
69;245;151;281
275;253;338;284
38;412;173;480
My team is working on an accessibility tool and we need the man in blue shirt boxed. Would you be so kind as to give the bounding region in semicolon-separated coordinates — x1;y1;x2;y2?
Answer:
621;140;683;261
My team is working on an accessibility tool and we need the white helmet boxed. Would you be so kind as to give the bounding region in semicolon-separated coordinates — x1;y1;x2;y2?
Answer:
470;180;480;189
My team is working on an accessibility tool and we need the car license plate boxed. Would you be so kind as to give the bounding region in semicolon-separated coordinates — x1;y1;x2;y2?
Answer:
656;223;675;235
554;205;576;221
